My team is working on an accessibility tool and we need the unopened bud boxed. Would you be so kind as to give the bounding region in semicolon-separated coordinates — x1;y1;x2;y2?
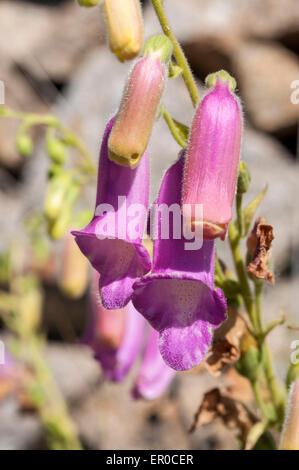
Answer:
143;34;173;65
46;139;66;165
205;69;236;92
49;183;80;240
236;332;260;382
108;42;169;168
286;362;299;388
44;171;72;221
16;134;33;157
103;0;143;62
280;380;299;450
16;278;43;334
237;161;251;194
182;69;242;240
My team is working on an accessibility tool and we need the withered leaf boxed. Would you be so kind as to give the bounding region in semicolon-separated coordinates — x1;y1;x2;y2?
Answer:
190;388;254;442
247;216;274;284
205;308;246;376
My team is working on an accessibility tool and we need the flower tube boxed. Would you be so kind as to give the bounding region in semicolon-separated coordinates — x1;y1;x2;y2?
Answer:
84;272;145;382
182;70;242;240
73;118;151;309
108;35;172;168
132;328;176;400
132;153;227;371
103;0;143;62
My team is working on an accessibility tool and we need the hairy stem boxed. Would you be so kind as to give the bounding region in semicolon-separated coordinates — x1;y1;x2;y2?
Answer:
228;222;259;332
0;107;96;175
151;0;199;107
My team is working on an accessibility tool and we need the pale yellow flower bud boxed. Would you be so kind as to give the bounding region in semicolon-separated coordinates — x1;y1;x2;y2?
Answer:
103;0;143;62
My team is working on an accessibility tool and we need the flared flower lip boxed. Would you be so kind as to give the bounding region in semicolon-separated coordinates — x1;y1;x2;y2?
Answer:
72;229;151;273
132;272;227;371
72;228;151;309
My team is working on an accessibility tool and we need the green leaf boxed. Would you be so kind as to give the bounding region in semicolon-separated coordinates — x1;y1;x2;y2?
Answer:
168;62;183;79
172;118;189;143
162;107;189;148
243;185;268;235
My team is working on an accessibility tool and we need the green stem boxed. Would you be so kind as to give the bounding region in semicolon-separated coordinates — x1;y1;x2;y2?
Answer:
229;221;283;425
0;289;82;450
151;0;199;107
228;222;259;332
0;107;96;175
215;256;226;284
25;336;82;450
236;193;244;237
252;380;270;421
255;282;282;421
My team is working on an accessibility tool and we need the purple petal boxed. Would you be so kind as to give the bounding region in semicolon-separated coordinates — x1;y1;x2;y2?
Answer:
133;154;227;371
132;328;176;400
73;118;151;309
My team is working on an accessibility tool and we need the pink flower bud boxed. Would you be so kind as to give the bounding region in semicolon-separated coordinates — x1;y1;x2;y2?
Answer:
182;70;242;240
280;380;299;450
108;36;172;168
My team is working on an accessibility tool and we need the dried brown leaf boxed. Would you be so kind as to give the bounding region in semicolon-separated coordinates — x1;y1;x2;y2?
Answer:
247;216;275;284
190;388;254;442
205;308;246;376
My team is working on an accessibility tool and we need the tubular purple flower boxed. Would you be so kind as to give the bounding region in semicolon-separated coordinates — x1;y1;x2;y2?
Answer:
182;70;242;240
108;35;172;168
132;328;176;400
72;118;151;309
84;272;145;382
132;153;227;371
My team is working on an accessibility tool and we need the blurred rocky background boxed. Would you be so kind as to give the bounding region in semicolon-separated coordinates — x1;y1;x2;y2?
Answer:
0;0;298;450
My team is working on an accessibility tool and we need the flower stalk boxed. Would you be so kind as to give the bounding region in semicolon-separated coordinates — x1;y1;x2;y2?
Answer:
151;0;199;107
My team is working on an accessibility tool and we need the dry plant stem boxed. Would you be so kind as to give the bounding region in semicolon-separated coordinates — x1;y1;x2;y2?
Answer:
151;0;199;107
0;107;96;175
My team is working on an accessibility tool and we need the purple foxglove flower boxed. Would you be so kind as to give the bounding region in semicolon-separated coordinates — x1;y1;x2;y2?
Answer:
108;35;172;168
73;118;151;309
132;153;227;371
84;272;145;382
182;70;242;240
132;328;176;400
